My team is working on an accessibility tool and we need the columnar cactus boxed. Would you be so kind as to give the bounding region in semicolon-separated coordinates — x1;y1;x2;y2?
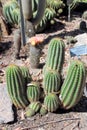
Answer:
43;70;61;94
59;60;86;109
45;38;65;73
6;64;29;109
44;93;59;112
27;82;40;102
20;66;32;86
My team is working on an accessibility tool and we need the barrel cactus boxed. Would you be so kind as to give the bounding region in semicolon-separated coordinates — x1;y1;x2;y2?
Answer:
43;70;61;94
59;60;86;109
40;105;48;116
20;66;32;86
27;82;40;102
6;64;29;109
29;101;41;113
45;37;65;73
44;93;59;112
25;108;35;117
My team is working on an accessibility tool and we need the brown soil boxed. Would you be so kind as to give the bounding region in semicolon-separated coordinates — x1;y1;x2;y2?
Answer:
0;12;87;130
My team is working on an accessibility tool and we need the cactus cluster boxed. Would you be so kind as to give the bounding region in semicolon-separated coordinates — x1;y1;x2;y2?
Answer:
3;0;65;32
5;37;86;117
3;0;20;26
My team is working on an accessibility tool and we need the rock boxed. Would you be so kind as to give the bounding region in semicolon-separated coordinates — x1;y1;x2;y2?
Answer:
0;83;14;124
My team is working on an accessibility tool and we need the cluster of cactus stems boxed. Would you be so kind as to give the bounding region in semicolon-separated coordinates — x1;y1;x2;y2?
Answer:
3;0;65;32
5;36;86;117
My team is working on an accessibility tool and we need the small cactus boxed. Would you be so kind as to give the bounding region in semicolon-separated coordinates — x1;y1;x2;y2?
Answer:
44;93;59;112
27;82;40;102
29;101;41;113
43;70;61;94
40;105;48;116
25;108;35;117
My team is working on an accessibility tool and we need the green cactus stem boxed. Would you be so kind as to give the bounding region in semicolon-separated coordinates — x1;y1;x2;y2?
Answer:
44;93;59;112
20;66;32;86
40;105;48;116
6;64;29;109
45;37;65;73
25;108;35;117
43;69;61;94
59;60;86;109
27;82;40;102
29;101;41;113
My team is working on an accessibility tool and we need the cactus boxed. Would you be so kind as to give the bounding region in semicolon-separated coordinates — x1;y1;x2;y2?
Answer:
20;66;32;86
59;60;86;109
27;82;40;102
29;101;41;113
43;70;61;94
40;105;48;116
25;108;35;117
3;0;19;25
45;38;65;73
44;93;59;112
6;64;29;109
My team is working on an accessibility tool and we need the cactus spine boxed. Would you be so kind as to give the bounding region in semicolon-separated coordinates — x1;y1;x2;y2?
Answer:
44;93;59;112
6;64;29;109
43;70;61;94
27;82;40;102
59;60;86;109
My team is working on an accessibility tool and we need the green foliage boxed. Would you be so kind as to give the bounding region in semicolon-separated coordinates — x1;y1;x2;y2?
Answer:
44;93;59;112
27;82;40;102
6;64;29;109
59;60;86;109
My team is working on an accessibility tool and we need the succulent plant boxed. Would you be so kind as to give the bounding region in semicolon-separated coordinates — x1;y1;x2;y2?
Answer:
44;93;59;112
29;101;41;113
20;66;32;86
59;60;86;109
43;70;61;94
40;105;48;116
27;82;40;102
45;37;65;73
6;64;29;109
25;108;35;117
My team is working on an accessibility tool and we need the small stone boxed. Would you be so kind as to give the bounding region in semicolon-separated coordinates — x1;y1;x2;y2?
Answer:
0;83;14;124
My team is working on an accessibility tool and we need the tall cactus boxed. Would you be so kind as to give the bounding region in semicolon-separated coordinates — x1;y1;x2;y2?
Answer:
45;37;65;73
6;64;29;109
43;70;61;94
59;60;86;109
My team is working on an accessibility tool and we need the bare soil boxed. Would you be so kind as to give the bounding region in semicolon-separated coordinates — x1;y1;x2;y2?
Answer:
0;12;87;130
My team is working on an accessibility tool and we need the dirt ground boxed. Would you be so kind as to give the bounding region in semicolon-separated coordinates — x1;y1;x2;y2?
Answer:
0;11;87;130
